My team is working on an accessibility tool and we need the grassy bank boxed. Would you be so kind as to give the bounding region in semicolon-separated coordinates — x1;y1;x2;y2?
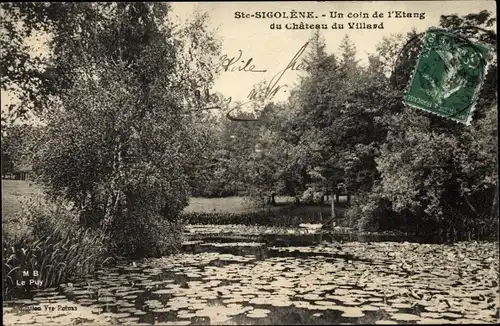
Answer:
182;203;349;227
2;197;111;299
182;193;349;227
2;180;43;223
3;180;348;226
2;180;347;298
2;180;111;299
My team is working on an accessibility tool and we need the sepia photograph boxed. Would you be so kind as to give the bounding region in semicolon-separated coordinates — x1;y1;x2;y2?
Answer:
1;1;498;325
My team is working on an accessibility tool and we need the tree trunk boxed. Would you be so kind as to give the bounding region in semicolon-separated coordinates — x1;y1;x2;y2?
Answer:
331;191;336;226
101;135;124;233
102;192;116;231
491;185;499;219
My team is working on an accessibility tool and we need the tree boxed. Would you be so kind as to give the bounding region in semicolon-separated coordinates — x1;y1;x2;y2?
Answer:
0;124;41;178
1;143;14;178
351;10;498;240
2;3;222;257
285;32;344;201
244;103;292;204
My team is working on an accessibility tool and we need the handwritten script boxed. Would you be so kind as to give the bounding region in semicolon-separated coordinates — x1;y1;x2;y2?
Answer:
215;51;268;73
198;41;334;121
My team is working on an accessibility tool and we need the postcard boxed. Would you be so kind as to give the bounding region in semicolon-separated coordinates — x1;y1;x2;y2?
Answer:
1;1;498;325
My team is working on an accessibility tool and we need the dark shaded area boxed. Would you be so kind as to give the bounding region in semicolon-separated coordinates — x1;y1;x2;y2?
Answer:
182;202;350;227
5;231;496;325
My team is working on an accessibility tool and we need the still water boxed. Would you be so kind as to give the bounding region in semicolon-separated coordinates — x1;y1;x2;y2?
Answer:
3;224;499;325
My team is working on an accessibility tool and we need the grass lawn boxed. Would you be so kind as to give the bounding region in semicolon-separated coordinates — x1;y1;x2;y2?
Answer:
1;181;260;217
184;196;256;213
1;179;43;221
2;180;346;222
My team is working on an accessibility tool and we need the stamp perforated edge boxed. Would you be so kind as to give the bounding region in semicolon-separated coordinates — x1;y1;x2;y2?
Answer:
402;26;494;126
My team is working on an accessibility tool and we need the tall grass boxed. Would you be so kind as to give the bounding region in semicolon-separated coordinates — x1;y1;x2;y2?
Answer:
182;206;348;227
2;195;112;299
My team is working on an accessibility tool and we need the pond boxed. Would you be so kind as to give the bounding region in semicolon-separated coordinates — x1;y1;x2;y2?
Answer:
3;224;499;325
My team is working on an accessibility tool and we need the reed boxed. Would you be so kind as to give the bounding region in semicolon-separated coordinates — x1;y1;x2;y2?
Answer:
182;208;323;226
2;197;111;299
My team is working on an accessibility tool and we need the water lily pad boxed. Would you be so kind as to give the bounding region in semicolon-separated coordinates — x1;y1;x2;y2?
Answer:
113;312;131;318
177;312;197;319
343;301;362;306
303;294;322;301
424;305;448;312
441;312;463;318
153;289;177;295
382;307;399;312
117;301;135;308
78;300;95;307
454;318;490;324
3;231;492;325
391;303;413;309
133;311;147;316
390;313;421;321
246;308;270;318
417;318;449;324
91;307;104;314
419;312;444;319
367;297;384;302
341;307;365;318
119;317;141;323
182;240;204;245
361;305;380;312
98;297;116;303
71;290;92;296
270;300;293;307
122;295;137;300
152;308;172;313
374;320;398;325
249;297;269;305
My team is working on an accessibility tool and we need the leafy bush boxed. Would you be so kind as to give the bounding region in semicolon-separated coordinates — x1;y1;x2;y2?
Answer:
2;197;111;299
109;209;184;259
183;208;327;227
344;193;396;232
347;187;499;242
0;3;221;261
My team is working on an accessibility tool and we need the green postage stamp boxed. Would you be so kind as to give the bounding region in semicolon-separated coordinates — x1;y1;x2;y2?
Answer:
404;28;492;125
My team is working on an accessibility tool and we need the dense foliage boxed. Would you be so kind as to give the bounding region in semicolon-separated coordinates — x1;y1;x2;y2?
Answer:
187;11;498;241
1;5;497;281
2;196;111;299
1;3;221;259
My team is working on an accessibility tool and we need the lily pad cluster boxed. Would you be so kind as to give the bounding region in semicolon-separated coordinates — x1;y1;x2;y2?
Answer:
3;236;498;325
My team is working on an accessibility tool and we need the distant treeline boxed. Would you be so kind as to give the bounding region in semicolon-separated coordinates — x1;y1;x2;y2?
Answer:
185;11;498;241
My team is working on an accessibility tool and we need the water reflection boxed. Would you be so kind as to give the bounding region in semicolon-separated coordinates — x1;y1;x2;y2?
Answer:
3;226;499;325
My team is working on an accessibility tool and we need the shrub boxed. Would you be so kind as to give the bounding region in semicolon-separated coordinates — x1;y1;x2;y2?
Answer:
108;209;184;259
183;207;324;227
25;4;220;261
345;194;378;232
347;187;499;242
2;196;111;299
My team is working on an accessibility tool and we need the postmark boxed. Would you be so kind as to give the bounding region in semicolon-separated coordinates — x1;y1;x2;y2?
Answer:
404;28;492;125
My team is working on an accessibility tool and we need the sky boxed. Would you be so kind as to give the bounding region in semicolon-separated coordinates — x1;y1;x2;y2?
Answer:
1;1;496;117
169;0;496;104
